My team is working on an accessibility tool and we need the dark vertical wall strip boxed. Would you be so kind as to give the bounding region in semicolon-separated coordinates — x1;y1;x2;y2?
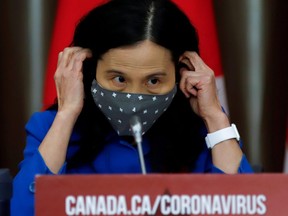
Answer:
214;0;258;163
261;0;288;172
0;0;30;176
0;0;57;176
214;0;288;172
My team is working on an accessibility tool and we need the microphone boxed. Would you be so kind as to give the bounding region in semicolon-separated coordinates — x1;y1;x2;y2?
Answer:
130;116;146;174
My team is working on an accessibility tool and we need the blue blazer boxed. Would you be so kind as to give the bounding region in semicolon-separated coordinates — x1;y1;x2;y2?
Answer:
11;110;253;216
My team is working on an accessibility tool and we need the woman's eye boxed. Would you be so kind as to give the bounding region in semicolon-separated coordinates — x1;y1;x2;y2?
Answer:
147;78;159;85
113;76;126;83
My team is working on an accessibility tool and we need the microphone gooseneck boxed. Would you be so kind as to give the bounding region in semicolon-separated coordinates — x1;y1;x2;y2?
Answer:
130;115;146;174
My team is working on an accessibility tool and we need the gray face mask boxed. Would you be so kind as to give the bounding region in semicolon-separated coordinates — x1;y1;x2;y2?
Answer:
91;79;177;136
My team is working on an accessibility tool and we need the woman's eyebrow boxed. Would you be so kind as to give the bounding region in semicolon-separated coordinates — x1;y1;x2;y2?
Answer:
105;70;125;75
105;70;167;77
145;72;167;79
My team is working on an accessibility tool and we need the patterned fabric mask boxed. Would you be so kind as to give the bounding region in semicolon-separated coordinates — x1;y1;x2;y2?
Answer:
91;79;177;136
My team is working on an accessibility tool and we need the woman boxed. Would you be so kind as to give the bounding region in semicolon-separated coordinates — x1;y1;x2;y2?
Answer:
11;0;253;215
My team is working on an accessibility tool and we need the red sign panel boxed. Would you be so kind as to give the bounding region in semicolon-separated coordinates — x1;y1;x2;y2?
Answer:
35;174;288;216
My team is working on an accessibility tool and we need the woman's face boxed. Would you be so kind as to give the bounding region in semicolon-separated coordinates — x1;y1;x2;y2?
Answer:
96;40;176;95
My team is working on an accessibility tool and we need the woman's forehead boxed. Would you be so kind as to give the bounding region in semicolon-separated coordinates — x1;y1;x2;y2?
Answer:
100;40;174;68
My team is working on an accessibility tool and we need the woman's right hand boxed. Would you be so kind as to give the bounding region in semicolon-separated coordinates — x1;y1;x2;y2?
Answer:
54;47;92;117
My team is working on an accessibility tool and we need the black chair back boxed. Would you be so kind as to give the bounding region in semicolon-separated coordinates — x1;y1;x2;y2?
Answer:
0;169;12;216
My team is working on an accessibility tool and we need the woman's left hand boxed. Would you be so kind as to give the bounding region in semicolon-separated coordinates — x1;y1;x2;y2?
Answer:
179;51;223;123
179;52;243;174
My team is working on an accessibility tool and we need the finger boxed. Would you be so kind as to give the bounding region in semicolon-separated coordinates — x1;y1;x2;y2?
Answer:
185;76;200;96
58;47;83;68
180;77;199;98
57;52;63;66
180;51;208;71
54;75;62;106
179;57;195;71
70;49;92;72
179;69;189;97
179;69;198;98
180;69;208;96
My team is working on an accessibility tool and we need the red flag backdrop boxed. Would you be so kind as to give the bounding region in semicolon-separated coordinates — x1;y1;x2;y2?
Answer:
43;0;223;108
